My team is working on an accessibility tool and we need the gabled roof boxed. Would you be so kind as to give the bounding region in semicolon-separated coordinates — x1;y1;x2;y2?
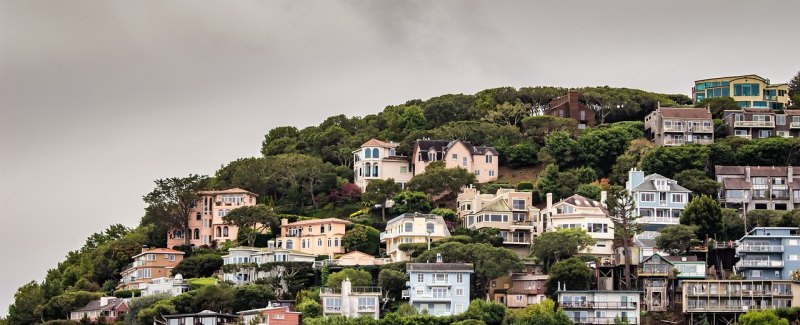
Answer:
133;248;185;259
641;254;674;266
742;107;774;114
74;298;127;313
479;199;511;213
165;310;238;318
407;262;474;272
199;188;258;196
722;178;751;190
559;194;604;209
658;107;711;119
715;165;792;177
361;138;397;148
284;218;351;226
631;174;691;193
664;255;699;262
337;250;376;260
413;139;498;162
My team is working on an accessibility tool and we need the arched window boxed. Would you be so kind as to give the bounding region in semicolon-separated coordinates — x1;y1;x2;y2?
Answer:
216;226;222;237
328;238;332;247
173;229;183;239
427;223;435;233
223;226;229;237
372;148;379;158
365;148;372;159
364;163;371;177
318;238;323;246
373;164;379;177
193;228;200;240
286;240;294;250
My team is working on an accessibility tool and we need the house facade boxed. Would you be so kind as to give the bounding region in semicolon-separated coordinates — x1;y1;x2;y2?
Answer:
277;218;350;256
313;250;392;269
320;278;381;319
489;263;547;308
164;311;238;325
716;165;800;211
626;168;691;232
457;186;539;256
405;255;473;316
644;105;713;146
735;227;800;280
411;139;498;184
353;138;413;192
539;193;614;259
222;245;316;284
682;280;799;324
557;290;641;325
239;305;302;325
70;297;129;322
381;213;451;262
543;90;596;129
722;108;800;139
118;247;184;290
140;274;190;297
638;254;672;312
167;188;258;248
693;74;790;110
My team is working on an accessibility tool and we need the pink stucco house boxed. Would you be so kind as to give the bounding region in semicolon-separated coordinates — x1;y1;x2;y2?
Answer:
411;139;499;183
167;188;258;248
353;139;413;192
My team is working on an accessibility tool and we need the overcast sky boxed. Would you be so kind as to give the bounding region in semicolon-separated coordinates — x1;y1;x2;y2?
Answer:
1;0;798;316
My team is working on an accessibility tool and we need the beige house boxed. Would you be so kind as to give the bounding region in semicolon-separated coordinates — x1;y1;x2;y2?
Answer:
353;139;413;192
411;139;499;184
380;213;451;262
314;251;392;268
118;247;185;290
167;188;258;248
539;193;614;260
277;218;350;256
644;105;713;146
457;186;539;257
320;278;381;319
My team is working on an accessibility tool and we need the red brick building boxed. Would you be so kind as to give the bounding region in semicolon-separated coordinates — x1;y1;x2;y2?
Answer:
544;90;596;129
240;305;302;325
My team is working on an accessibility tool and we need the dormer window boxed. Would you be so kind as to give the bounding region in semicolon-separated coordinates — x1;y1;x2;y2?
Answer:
428;152;436;161
654;180;668;190
486;154;493;163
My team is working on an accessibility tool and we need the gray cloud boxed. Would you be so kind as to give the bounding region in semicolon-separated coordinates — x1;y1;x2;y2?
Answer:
1;0;798;315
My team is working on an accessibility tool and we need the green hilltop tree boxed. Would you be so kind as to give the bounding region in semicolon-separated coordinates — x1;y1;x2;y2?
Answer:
531;228;595;271
546;257;592;295
673;169;720;198
223;204;278;247
606;187;640;289
342;224;381;255
7;281;45;325
362;178;401;220
143;174;209;246
655;224;699;256
680;195;722;241
326;269;372;287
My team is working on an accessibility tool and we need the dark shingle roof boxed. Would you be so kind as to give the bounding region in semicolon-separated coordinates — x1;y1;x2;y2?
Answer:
631;174;691;192
722;178;751;190
74;298;127;312
659;107;712;119
414;140;498;162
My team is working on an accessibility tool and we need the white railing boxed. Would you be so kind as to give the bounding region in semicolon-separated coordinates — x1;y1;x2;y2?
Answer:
357;305;377;312
791;122;800;129
640;216;680;224
734;120;775;128
663;139;685;146
689;138;714;145
737;245;784;253
735;134;752;139
691;127;714;133
324;306;342;312
736;260;783;268
663;125;685;132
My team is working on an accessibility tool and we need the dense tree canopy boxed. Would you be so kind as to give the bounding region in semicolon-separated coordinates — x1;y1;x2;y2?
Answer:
680;195;722;241
531;228;595;271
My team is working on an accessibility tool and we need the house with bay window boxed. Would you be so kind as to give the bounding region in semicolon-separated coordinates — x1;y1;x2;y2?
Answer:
411;139;498;184
735;227;800;280
626;168;691;232
722;108;800;139
320;278;381;319
167;188;258;248
381;213;450;262
644;104;713;146
118;247;184;290
404;254;473;316
276;218;350;257
221;244;316;284
693;74;789;110
557;290;641;324
539;193;614;260
353;139;413;192
457;185;539;257
716;165;800;211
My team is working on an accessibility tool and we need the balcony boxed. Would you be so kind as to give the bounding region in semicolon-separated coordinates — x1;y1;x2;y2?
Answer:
663;138;685;146
412;293;452;301
737;245;784;253
510;220;533;228
736;260;784;268
639;216;680;225
638;266;671;277
570;317;638;324
320;286;382;294
734;134;752;139
690;126;714;133
356;305;378;312
401;290;410;298
688;138;714;145
791;122;800;129
764;95;778;101
503;237;531;245
560;301;638;309
734;120;775;128
663;125;685;132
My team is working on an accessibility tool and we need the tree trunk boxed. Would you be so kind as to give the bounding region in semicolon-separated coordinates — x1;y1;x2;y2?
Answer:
381;202;386;221
623;234;632;290
309;179;317;208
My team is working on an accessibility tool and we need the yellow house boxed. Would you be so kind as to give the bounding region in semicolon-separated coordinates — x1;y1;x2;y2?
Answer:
277;218;350;257
693;74;789;110
380;213;451;262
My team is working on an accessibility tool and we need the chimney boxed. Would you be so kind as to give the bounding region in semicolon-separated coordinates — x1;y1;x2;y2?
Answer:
281;218;289;226
436;253;443;263
600;191;608;207
546;193;553;212
745;166;751;182
567;90;579;107
789;166;794;180
657;101;661;110
99;297;112;307
141;245;149;253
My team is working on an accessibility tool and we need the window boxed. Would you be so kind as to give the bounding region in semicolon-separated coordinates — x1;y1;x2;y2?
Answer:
358;297;376;310
403;237;413;243
364;148;372;159
142;268;151;278
320;225;325;233
196;212;201;220
462;157;467;167
216;226;222;237
512;199;526;210
334;238;339;246
325;298;341;310
272;314;284;320
751;270;762;278
147;254;156;261
457;274;464;283
428;152;436;161
759;130;771;138
588;223;608;233
580;110;586;120
301;239;306;249
372;148;379;159
286;240;293;250
559;109;565;117
474;170;480;176
434;273;448;282
169;254;175;262
486;154;493;163
452;154;457;160
405;222;413;232
418;274;424;282
488;170;495;177
777;115;787;125
373;164;379;177
640;193;655;202
456;288;464;296
734;83;760;96
400;166;408;174
308;226;312;233
328;238;331;247
672;194;685;204
364;163;371;177
328;224;332;232
789;255;799;261
318;238;322;246
426;223;435;233
752;101;767;108
194;228;200;240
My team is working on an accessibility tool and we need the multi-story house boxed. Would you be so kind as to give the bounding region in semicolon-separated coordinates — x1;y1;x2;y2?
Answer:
682;279;799;324
626;168;691;232
668;255;709;307
644;105;713;146
381;213;451;262
638;254;673;312
539;193;614;259
735;227;800;280
166;188;259;248
404;254;473;316
165;311;238;325
70;297;129;322
411;139;498;184
313;250;393;269
457;186;539;257
140;274;190;297
222;245;316;284
716;165;800;211
239;304;302;325
118;247;184;290
320;278;381;319
276;218;350;256
693;74;790;110
557;290;641;325
722;108;800;139
488;263;548;308
543;90;596;129
353;138;413;192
